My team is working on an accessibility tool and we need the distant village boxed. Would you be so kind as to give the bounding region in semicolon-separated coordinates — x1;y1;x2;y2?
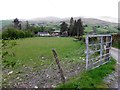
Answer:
2;17;119;40
3;18;71;37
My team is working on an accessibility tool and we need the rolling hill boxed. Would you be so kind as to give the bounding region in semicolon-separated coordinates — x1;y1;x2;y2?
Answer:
1;16;118;32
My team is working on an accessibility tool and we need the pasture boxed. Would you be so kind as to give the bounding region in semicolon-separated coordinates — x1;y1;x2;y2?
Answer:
2;37;86;88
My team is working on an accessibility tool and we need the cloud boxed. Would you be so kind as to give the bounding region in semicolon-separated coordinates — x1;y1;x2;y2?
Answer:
0;0;119;20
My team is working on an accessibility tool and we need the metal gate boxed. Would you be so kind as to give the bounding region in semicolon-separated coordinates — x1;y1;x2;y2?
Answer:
85;34;112;70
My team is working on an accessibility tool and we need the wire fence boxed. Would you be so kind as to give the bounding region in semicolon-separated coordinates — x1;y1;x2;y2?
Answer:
30;48;87;88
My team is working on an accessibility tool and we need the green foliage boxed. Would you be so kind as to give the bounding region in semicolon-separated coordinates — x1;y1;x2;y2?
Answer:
60;22;68;34
57;57;116;88
0;32;2;39
29;25;55;34
84;24;118;35
2;40;17;68
68;18;84;36
84;25;93;34
29;26;43;34
2;28;33;40
96;28;109;34
69;17;74;36
112;33;120;49
112;42;120;49
76;19;84;36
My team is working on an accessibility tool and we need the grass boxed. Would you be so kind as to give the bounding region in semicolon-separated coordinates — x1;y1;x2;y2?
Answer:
57;57;116;89
96;28;108;34
3;37;116;88
4;37;85;68
84;26;93;34
2;37;86;87
112;42;120;49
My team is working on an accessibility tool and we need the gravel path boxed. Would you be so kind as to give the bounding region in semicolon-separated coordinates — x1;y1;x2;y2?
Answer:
104;47;120;89
2;60;85;88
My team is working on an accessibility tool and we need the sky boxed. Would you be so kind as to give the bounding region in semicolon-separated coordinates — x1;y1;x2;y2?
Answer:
0;0;119;20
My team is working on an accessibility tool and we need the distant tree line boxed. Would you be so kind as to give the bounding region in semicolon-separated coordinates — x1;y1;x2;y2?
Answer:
2;18;56;40
2;18;33;40
60;17;84;37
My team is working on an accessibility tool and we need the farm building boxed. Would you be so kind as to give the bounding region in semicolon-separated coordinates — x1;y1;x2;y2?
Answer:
37;32;50;36
51;30;60;36
61;31;68;37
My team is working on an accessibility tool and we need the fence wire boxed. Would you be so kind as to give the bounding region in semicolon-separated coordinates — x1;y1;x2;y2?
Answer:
35;49;86;88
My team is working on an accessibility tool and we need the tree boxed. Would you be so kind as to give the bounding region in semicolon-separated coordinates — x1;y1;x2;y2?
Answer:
76;18;84;36
60;22;68;35
69;17;74;36
26;21;30;30
73;20;77;36
13;18;21;29
13;18;19;28
92;26;97;34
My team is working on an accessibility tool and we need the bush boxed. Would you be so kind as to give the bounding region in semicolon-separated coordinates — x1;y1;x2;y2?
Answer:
2;40;17;68
74;36;85;42
18;30;25;38
112;33;120;49
112;33;120;43
2;28;34;40
2;28;18;39
24;31;34;37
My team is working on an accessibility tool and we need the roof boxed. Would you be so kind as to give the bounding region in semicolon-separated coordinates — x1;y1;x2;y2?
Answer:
53;30;60;33
38;32;49;34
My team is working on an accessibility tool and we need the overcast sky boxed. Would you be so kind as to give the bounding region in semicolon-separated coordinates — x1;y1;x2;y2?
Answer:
0;0;119;20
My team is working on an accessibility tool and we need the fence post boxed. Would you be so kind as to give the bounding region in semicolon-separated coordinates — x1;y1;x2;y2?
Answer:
110;35;112;47
110;35;112;60
106;36;110;61
52;49;65;84
100;36;103;64
86;35;89;70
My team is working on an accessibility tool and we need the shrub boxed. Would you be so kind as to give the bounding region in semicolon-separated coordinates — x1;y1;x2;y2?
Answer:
74;36;85;42
2;40;17;68
112;33;120;43
112;33;120;49
18;30;25;38
2;28;34;40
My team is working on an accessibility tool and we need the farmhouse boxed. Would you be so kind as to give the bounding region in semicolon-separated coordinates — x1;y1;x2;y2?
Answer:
37;32;50;36
51;30;68;37
51;30;60;36
61;31;68;37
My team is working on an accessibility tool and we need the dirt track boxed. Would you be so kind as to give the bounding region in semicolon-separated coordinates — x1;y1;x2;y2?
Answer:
109;47;120;89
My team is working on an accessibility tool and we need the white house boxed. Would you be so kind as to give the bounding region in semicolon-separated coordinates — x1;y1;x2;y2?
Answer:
37;32;50;36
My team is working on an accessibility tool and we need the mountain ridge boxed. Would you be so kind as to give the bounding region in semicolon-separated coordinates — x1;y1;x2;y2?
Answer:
0;16;118;28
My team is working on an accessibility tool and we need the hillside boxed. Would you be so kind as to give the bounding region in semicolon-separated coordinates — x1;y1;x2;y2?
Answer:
1;17;118;34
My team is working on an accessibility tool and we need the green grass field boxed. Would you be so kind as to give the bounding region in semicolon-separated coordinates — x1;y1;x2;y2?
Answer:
2;37;86;87
4;37;85;68
2;37;116;88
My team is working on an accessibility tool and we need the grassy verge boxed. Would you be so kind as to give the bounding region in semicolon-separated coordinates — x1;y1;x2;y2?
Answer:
112;42;120;49
57;57;116;89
